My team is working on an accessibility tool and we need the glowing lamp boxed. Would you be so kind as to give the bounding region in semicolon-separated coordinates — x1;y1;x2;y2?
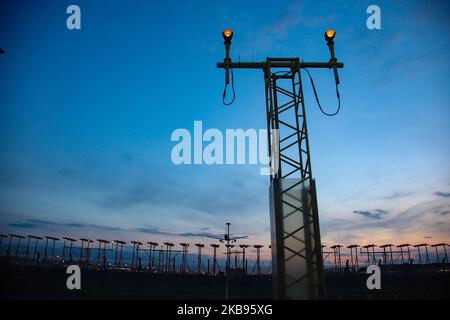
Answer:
222;29;233;41
324;29;335;41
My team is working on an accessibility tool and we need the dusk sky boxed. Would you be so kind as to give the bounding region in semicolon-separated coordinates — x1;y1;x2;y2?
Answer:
0;0;449;257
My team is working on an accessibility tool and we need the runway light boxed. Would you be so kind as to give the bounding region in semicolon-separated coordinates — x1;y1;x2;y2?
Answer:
222;29;233;40
325;29;335;41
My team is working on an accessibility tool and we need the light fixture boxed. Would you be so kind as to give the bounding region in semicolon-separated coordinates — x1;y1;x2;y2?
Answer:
222;30;233;86
222;29;233;41
324;29;339;85
324;29;335;41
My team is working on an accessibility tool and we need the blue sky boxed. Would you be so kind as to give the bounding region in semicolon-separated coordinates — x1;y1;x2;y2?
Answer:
0;0;449;257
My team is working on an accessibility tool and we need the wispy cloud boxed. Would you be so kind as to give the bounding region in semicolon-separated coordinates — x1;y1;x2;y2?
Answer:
346;1;450;86
433;191;450;198
97;173;265;218
243;1;334;53
323;195;450;244
27;218;60;226
99;186;156;209
133;227;219;239
6;218;222;240
8;223;38;229
379;191;413;200
270;1;302;36
353;209;387;220
8;218;124;233
133;227;172;236
434;210;450;216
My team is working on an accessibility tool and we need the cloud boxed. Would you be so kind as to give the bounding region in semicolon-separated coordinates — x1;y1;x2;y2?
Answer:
7;218;124;233
346;0;450;86
434;210;450;216
177;232;217;238
433;191;450;198
243;1;334;53
8;223;38;229
353;209;388;220
133;227;172;236
270;1;302;36
134;227;220;239
27;219;60;226
65;223;87;228
6;218;222;240
379;191;413;200
97;174;264;218
323;195;450;245
89;224;122;232
100;192;151;209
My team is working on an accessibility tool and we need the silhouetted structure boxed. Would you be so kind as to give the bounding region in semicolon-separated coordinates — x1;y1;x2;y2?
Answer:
163;242;174;272
210;244;220;275
379;244;394;265
113;240;126;268
79;238;94;264
225;244;234;275
179;243;189;273
9;234;25;260
217;29;344;300
147;242;158;270
330;245;342;269
43;236;60;263
131;241;143;270
96;239;110;268
397;244;411;264
62;237;77;264
362;244;376;266
0;234;8;254
24;235;42;263
253;245;263;275
1;231;449;278
431;243;448;263
239;244;249;275
195;243;205;274
414;244;430;264
346;244;359;270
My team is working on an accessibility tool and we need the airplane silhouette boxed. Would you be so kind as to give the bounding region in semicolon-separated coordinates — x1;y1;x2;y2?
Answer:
208;222;248;243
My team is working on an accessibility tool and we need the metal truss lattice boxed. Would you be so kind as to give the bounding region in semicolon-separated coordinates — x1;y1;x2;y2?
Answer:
265;58;325;300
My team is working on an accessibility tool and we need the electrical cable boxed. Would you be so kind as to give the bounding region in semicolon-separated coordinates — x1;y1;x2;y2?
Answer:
303;67;341;117
222;68;235;105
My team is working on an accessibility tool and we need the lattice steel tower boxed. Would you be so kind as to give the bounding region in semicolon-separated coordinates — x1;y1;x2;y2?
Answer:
217;29;344;299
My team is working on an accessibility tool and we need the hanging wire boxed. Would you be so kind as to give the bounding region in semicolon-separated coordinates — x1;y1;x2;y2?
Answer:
222;68;235;106
222;65;340;111
303;67;341;117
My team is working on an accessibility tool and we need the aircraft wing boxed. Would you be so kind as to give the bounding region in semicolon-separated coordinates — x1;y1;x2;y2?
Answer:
206;234;224;240
230;236;248;240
